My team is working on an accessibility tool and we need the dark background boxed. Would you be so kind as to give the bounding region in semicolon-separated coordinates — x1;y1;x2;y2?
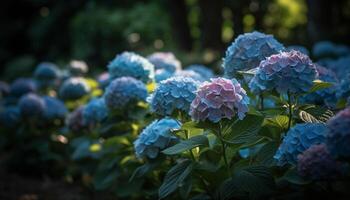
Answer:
1;0;350;80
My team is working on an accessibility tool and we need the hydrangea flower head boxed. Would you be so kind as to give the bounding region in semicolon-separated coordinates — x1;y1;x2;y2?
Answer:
286;45;310;56
18;93;46;118
336;73;350;102
249;50;318;94
10;78;37;98
34;62;60;81
313;41;350;59
187;64;214;80
190;78;249;123
147;52;181;73
68;60;88;76
97;72;110;89
66;106;85;132
59;77;90;100
326;107;350;158
42;96;67;120
274;123;327;166
104;77;147;109
154;69;173;83
148;76;199;116
325;56;350;79
223;31;284;78
82;98;108;126
134;118;180;159
297;144;343;181
108;52;154;83
175;70;206;82
0;106;20;127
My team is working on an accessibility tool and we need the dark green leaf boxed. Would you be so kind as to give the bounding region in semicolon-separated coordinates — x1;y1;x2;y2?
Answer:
279;167;311;185
162;135;209;155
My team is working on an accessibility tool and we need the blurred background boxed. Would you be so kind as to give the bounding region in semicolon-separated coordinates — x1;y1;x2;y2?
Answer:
1;0;350;80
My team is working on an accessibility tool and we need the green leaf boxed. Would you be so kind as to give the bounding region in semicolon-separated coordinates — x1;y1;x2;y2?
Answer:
162;135;209;155
159;160;193;199
309;80;333;93
129;162;158;182
279;167;311;185
266;115;289;129
254;141;278;166
93;169;119;190
223;114;264;144
182;121;204;137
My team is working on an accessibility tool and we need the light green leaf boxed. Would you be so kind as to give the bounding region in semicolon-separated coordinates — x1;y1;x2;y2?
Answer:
309;80;333;93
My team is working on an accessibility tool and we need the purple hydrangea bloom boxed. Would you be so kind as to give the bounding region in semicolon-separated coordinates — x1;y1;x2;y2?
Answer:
187;64;214;80
108;52;154;83
66;106;85;132
249;50;318;94
104;77;147;109
134;118;180;159
297;144;343;181
175;70;206;82
42;96;67;120
147;52;181;73
82;98;109;126
326;107;350;158
18;93;46;118
274;123;327;166
148;77;198;116
190;78;249;123
68;60;88;76
223;31;285;78
155;69;173;83
10;78;37;98
59;77;90;100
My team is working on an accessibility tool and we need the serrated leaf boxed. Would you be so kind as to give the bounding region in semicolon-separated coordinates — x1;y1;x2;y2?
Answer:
162;135;209;155
309;80;333;93
159;160;193;199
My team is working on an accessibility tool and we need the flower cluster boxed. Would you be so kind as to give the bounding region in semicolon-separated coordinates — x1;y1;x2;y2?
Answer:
154;69;173;83
312;41;350;59
149;77;198;116
336;73;350;101
0;81;10;97
34;62;60;87
82;98;108;125
59;77;90;100
223;31;284;78
18;93;46;118
0;106;20;128
66;106;85;132
104;77;147;109
68;60;88;76
42;96;68;120
297;144;343;181
326;107;350;158
249;50;318;94
190;78;249;123
108;52;154;83
147;52;181;73
286;45;310;55
134;118;180;159
323;56;350;80
187;64;214;80
274;123;327;166
175;70;206;82
10;78;37;98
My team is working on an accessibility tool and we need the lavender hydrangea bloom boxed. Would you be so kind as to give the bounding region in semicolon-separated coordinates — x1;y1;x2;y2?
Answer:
300;65;339;107
286;45;310;56
187;64;214;80
134;118;180;159
190;78;249;123
10;78;37;98
297;144;343;181
18;93;46;118
59;77;90;100
175;70;206;82
249;50;318;94
326;107;350;158
155;69;173;83
223;31;285;78
68;60;88;76
104;77;147;109
82;98;108;125
148;77;198;116
147;52;181;73
66;106;85;132
108;52;154;83
42;96;67;120
34;62;60;81
0;106;20;127
274;123;327;166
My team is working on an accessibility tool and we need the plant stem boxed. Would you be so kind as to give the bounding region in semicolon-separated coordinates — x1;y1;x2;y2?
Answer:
218;122;231;177
259;94;264;111
287;91;293;131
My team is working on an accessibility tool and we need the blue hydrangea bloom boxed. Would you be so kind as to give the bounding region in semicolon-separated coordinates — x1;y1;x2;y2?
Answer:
82;98;108;125
18;93;46;118
10;78;37;98
286;45;310;56
297;144;343;181
134;118;181;159
59;77;90;100
249;50;318;94
0;81;10;98
175;70;206;82
42;96;67;120
187;64;214;80
223;31;285;78
104;77;148;109
108;52;155;83
66;106;85;132
155;69;173;83
148;76;198;116
97;72;110;89
313;41;350;59
326;107;350;158
300;65;339;108
34;62;60;81
326;56;350;80
336;73;350;101
147;52;181;73
68;60;88;76
0;106;21;127
274;123;327;166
